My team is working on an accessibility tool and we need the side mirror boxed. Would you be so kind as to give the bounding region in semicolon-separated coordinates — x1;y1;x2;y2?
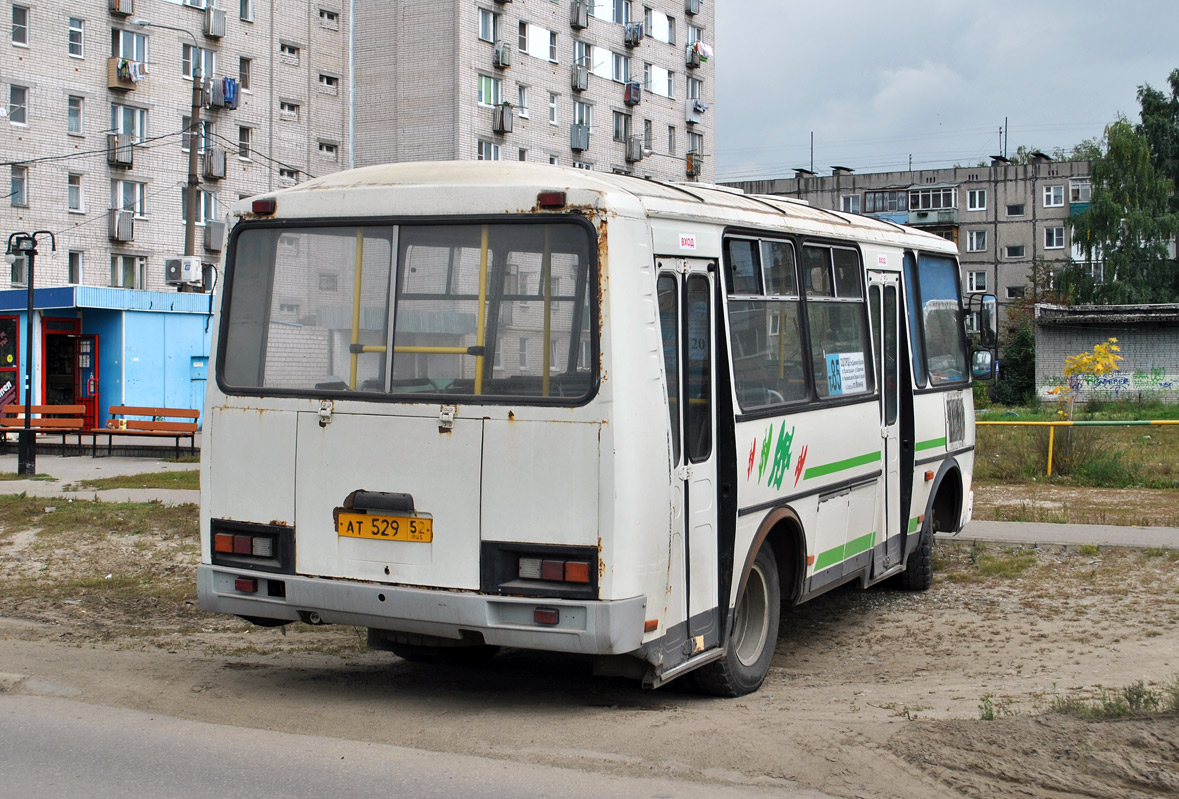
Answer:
966;293;998;348
971;349;994;380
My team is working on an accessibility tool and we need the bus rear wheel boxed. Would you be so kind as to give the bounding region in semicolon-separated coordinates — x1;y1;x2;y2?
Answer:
692;544;780;697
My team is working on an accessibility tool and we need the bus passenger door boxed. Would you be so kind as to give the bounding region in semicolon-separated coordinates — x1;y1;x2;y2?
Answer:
657;260;720;660
868;272;902;576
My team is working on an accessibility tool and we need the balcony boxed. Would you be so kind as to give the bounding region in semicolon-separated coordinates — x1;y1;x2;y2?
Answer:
107;56;145;92
907;208;959;226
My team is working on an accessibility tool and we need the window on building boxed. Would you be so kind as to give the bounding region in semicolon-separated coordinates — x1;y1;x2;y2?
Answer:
318;141;338;161
840;195;860;214
181;188;218;224
477;74;502;106
548;155;559;165
518;20;527;52
517;337;528;369
68;17;84;58
573;39;590;68
278;168;298;184
68;173;84;212
8;85;27;125
687;130;702;155
863;190;906;213
548;92;558;125
10;166;27;207
478;139;501;161
612;110;631;142
667;70;676;98
643;118;652;148
279;42;300;63
238;126;252;159
1004;244;1025;259
319;8;339;29
181;116;213;152
68;251;83;284
1043;184;1064;207
279;101;300;121
240;0;254;22
67;95;84;134
687;76;702;100
909;187;957;210
111;29;149;62
573;100;592;128
318;73;339;93
1006;286;1025;300
967;230;987;252
967;188;986;211
1006;202;1025;217
572;160;592;170
182;43;215;79
110;179;147;216
687;23;702;44
110;103;148;141
614;0;631;24
518;148;527;162
668;125;675;155
667;16;675;44
549;30;558;62
110;255;145;289
11;5;28;46
612;52;630;82
239;57;252;90
478;8;498;42
1044;226;1065;249
517;84;529;117
1070;178;1091;203
967;271;987;292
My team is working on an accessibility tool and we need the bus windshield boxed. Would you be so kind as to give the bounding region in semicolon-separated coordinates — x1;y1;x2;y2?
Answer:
915;254;968;384
220;220;596;402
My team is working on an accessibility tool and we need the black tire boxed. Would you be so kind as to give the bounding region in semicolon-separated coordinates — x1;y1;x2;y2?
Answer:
898;516;935;591
387;642;501;666
692;544;781;697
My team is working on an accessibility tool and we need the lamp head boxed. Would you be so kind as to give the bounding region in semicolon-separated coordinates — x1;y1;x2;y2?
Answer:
129;17;149;26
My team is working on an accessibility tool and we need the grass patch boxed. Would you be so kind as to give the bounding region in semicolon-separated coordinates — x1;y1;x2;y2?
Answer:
0;472;56;481
937;544;1039;583
67;470;200;492
0;494;197;542
1051;677;1179;719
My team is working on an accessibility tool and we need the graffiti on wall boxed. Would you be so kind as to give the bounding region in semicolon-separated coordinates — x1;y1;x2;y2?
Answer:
1040;368;1179;399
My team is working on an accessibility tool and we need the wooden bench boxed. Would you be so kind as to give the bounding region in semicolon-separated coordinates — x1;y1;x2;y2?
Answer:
0;404;87;455
94;405;200;459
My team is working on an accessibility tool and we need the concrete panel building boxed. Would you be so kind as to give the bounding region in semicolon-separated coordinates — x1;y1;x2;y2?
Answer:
725;156;1093;333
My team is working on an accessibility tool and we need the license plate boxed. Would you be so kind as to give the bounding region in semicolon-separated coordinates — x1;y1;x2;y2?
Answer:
337;512;433;543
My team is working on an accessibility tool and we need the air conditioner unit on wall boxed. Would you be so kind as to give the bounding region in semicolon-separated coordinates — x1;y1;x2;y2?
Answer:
494;42;512;68
570;0;588;29
165;256;204;285
570;123;589;151
624;23;643;47
203;147;227;180
572;64;589;91
492;104;513;134
109;0;133;16
204;221;227;252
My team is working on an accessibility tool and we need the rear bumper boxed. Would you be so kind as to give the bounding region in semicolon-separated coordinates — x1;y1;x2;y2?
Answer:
197;564;647;656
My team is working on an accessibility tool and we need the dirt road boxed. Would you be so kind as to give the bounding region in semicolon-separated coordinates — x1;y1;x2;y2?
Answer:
2;524;1177;799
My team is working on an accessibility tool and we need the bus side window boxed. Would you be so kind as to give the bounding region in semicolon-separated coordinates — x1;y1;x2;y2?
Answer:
657;275;681;465
685;275;712;462
725;239;759;295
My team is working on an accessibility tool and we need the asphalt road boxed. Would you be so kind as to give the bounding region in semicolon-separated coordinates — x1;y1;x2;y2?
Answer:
0;693;833;799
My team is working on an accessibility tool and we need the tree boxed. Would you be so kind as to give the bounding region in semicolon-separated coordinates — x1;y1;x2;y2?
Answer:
1064;117;1179;304
1137;68;1179;215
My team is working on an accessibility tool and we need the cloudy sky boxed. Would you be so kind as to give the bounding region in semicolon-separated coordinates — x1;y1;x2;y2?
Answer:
715;1;1179;182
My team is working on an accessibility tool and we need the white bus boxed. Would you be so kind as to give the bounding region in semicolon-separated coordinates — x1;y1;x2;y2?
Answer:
198;162;995;696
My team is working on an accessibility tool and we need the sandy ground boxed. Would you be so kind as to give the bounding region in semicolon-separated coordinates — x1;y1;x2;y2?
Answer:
2;505;1178;797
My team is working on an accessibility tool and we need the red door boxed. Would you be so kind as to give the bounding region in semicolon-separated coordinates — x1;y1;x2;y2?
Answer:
74;335;99;429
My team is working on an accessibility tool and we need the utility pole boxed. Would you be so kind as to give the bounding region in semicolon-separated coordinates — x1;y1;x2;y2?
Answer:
4;231;55;476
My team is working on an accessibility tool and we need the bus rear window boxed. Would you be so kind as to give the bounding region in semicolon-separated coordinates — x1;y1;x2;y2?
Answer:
220;221;596;402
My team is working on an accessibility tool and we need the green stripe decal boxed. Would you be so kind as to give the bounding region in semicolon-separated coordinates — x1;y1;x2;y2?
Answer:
908;516;921;533
915;437;947;451
814;532;876;572
804;450;880;480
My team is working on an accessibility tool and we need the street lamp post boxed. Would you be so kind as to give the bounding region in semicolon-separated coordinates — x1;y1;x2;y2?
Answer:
130;18;203;265
4;231;55;476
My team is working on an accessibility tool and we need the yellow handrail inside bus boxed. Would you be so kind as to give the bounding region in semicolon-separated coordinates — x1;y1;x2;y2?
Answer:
348;228;365;390
474;225;490;395
541;225;552;397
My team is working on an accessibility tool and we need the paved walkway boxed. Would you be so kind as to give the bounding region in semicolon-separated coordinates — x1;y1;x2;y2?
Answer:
2;453;1177;549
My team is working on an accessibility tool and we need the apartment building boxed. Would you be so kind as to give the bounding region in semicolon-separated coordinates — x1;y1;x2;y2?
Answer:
725;156;1093;331
2;0;348;291
352;0;715;179
2;0;713;294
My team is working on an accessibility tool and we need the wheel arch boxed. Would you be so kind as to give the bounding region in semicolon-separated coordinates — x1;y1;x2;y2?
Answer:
740;507;806;609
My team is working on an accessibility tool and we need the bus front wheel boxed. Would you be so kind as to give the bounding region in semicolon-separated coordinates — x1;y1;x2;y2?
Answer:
692;544;781;697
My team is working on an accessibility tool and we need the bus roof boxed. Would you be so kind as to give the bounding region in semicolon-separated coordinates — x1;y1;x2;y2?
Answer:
240;162;959;256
